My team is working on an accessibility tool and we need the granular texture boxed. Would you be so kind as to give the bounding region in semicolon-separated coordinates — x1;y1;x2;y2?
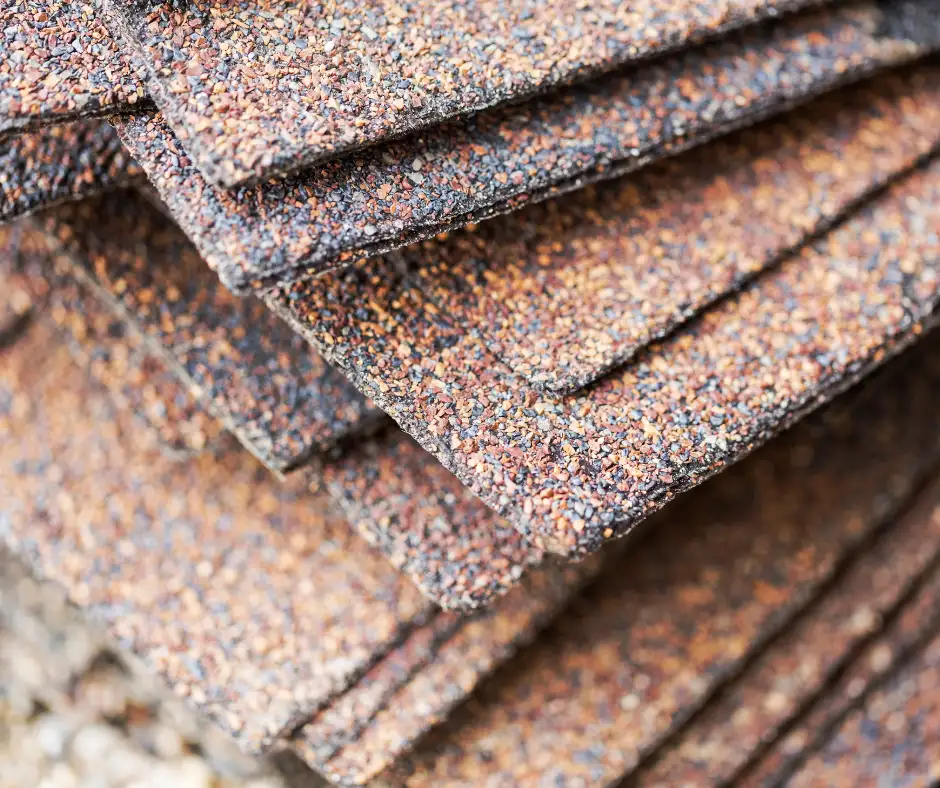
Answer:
313;427;545;610
114;1;940;294
391;332;940;787
632;472;940;787
744;554;940;785
294;554;604;785
404;65;940;393
0;321;432;752
270;146;940;556
5;221;226;458
1;120;143;223
0;0;145;134
39;191;550;609
0;321;608;783
0;223;38;339
38;192;383;473
41;250;230;459
787;626;940;787
104;0;823;187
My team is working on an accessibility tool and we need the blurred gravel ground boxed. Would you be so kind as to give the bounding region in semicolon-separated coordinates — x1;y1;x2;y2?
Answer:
0;547;321;788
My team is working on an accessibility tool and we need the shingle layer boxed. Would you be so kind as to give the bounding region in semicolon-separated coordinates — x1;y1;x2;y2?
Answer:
34;189;551;610
0;1;145;134
744;554;940;786
1;120;143;223
295;554;604;785
115;0;940;293
634;472;940;786
271;118;940;557
788;624;940;786
0;320;433;752
5;223;225;457
403;65;940;393
0;317;612;783
6;1;940;782
105;0;823;187
393;330;940;786
312;428;545;610
38;192;383;474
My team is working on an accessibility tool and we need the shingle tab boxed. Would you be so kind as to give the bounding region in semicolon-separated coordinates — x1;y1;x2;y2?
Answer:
295;553;605;785
1;120;143;223
391;332;940;787
0;1;145;134
744;561;940;786
37;192;383;473
105;0;823;187
403;66;940;393
36;191;552;610
114;1;940;293
633;472;940;786
270;123;940;557
0;319;610;783
0;321;432;753
787;624;940;786
313;428;545;610
5;224;226;457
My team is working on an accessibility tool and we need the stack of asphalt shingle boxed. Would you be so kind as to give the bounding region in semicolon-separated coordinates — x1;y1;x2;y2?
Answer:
4;1;940;785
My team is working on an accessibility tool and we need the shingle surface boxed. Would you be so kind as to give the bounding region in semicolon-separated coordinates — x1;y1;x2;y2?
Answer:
392;333;940;786
313;428;545;610
105;0;823;187
788;625;940;787
0;223;39;339
114;1;940;294
634;471;940;787
37;191;549;609
744;554;940;787
0;1;145;134
3;221;225;458
38;192;383;473
270;142;940;557
0;319;610;783
41;250;229;459
295;554;604;785
1;120;143;223
0;320;432;753
405;65;940;393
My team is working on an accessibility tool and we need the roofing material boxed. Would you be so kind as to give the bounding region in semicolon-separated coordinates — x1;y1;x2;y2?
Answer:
313;428;545;610
32;191;550;610
270;112;940;557
0;317;606;782
0;321;432;752
401;65;940;393
38;192;383;474
393;330;940;786
115;0;940;293
745;555;940;786
633;473;940;786
37;243;228;458
787;623;940;786
5;2;940;783
0;224;39;339
104;0;824;187
0;1;145;134
1;120;142;223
